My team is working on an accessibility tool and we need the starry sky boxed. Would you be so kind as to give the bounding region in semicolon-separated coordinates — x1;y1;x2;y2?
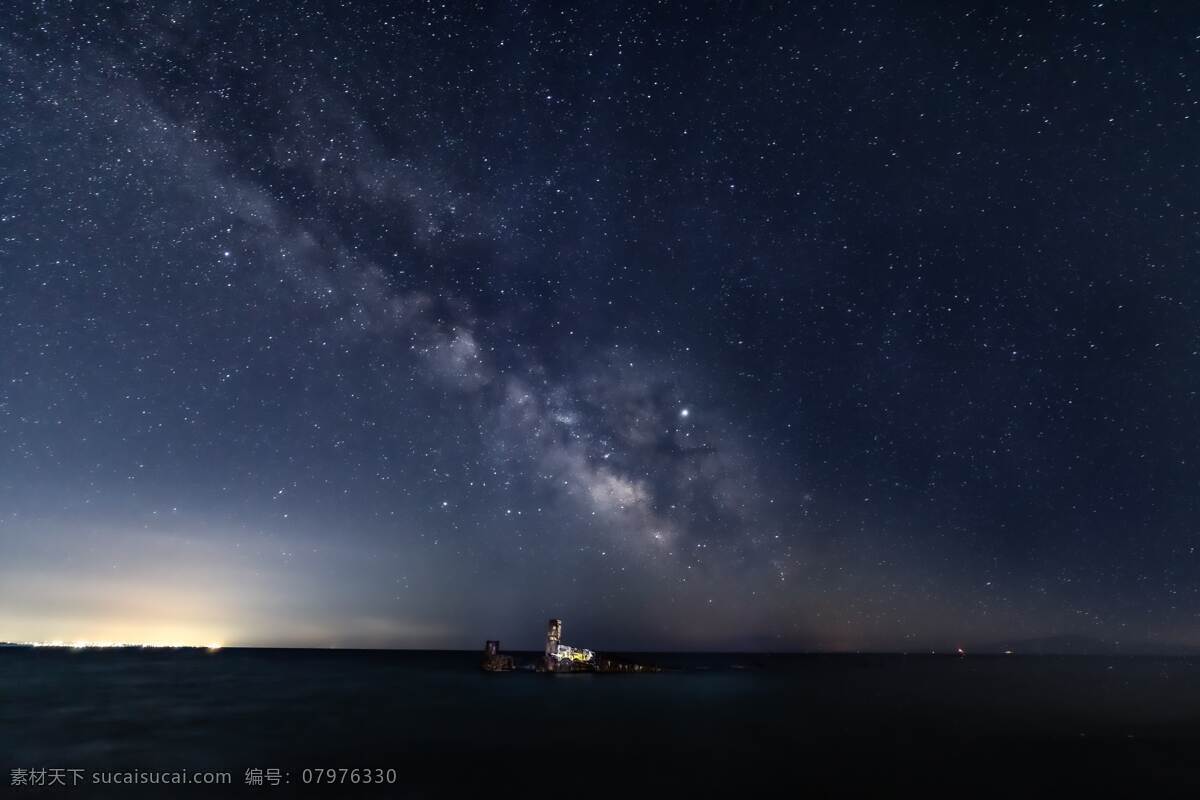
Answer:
1;2;1197;653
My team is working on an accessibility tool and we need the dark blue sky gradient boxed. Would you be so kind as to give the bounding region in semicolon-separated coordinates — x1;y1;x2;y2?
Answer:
1;2;1197;652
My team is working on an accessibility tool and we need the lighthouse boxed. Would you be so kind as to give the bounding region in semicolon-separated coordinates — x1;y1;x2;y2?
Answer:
544;619;563;671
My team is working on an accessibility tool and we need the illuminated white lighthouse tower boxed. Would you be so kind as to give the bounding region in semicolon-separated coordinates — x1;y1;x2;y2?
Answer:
544;618;563;671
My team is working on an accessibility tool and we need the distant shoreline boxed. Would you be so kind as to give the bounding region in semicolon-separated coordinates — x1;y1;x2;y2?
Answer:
3;642;1197;657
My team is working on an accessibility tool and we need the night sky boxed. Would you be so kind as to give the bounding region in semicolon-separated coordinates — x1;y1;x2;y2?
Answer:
1;3;1197;653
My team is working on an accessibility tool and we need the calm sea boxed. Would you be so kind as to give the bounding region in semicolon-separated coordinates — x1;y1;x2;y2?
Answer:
1;648;1198;796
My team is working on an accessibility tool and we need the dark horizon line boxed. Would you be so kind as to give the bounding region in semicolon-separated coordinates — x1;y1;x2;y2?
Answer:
3;642;1197;657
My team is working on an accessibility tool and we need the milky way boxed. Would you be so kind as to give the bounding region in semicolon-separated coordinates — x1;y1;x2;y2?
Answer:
1;3;1197;652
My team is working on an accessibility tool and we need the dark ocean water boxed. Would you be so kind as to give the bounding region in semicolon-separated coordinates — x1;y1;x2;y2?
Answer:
2;648;1199;797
